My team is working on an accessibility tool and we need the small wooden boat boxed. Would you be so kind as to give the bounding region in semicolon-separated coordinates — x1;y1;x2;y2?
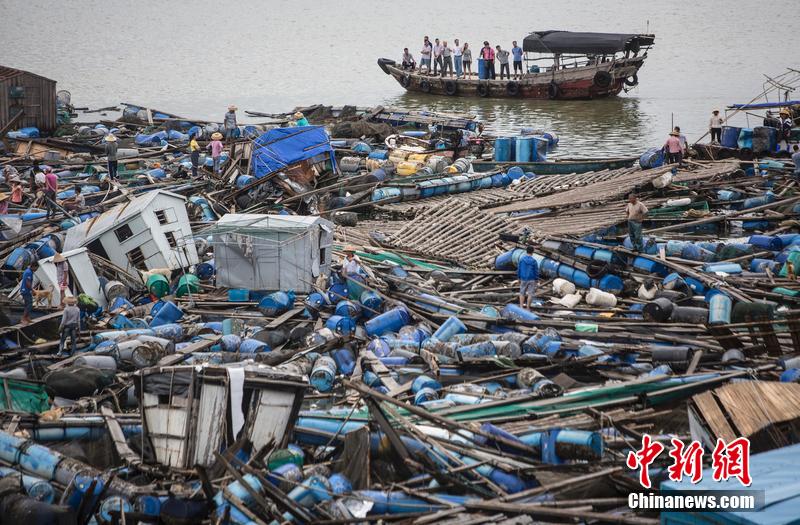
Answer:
379;31;654;100
471;156;638;175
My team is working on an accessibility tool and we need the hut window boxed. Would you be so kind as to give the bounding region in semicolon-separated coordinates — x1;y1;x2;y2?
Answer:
165;231;178;248
114;224;134;243
155;210;168;225
126;247;147;270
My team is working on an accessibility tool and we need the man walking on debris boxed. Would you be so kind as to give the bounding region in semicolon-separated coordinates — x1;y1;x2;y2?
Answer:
626;193;648;252
517;246;538;309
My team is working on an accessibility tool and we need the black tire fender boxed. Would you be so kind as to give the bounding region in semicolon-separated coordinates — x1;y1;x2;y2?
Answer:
377;58;395;75
420;80;431;93
624;73;639;87
506;81;520;96
477;82;490;97
401;74;412;88
593;70;613;88
547;81;560;99
444;80;458;96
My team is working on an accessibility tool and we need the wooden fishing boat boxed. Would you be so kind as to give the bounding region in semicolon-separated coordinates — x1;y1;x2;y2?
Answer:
378;31;654;100
471;156;638;175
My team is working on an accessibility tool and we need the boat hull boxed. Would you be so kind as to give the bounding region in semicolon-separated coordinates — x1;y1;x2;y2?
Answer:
472;157;637;175
379;57;645;100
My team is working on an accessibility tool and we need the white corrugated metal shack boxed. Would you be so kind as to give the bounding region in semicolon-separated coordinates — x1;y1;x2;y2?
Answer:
210;214;334;293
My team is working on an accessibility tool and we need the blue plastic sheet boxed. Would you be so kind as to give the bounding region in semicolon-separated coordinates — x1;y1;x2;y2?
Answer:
251;126;335;179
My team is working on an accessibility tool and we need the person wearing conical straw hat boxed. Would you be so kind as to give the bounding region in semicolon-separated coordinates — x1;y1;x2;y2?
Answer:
209;132;224;174
0;191;8;215
664;130;683;165
224;105;238;142
294;112;308;126
104;134;119;180
340;245;362;281
57;295;80;357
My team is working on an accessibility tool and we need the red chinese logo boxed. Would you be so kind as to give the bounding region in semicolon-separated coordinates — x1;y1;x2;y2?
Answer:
626;434;665;489
626;435;752;488
711;437;752;486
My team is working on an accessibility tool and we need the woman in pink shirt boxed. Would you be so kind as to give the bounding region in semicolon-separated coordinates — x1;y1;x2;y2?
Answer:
43;167;58;219
209;132;224;174
664;131;683;165
481;41;496;79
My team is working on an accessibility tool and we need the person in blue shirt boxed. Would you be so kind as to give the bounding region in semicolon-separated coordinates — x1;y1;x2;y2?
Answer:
19;261;38;325
511;41;524;79
517;246;538;309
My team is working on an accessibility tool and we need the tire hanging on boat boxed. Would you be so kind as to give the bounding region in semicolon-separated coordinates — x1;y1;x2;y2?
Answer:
506;81;520;96
444;80;458;96
401;74;412;88
377;58;395;75
624;73;639;87
547;81;560;99
420;80;431;93
593;71;612;88
477;82;490;97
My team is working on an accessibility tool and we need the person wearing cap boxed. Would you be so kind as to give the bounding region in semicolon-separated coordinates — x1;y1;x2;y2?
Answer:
104;134;119;180
480;41;495;79
57;295;80;356
209;132;224;174
0;192;9;215
43;167;58;219
19;261;38;325
53;252;70;307
188;134;201;177
709;110;724;143
664;130;683;165
626;193;648;252
224;105;238;142
294;112;309;126
62;185;85;212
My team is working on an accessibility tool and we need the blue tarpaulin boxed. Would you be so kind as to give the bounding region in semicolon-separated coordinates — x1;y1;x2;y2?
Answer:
252;126;335;179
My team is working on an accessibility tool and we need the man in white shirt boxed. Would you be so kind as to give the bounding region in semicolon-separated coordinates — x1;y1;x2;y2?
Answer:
441;41;454;77
433;38;444;76
709;110;724;143
454;38;463;78
340;247;362;280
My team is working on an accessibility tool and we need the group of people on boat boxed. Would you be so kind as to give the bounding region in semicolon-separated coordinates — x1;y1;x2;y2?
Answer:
401;37;526;80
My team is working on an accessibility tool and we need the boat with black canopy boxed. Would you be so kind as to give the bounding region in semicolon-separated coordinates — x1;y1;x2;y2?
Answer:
378;30;655;99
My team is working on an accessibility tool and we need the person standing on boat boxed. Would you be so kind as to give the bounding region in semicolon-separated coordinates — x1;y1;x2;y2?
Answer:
496;45;510;80
441;41;454;77
626;193;648;253
454;39;463;78
43;167;58;219
481;42;495;79
512;41;524;79
664;131;683;165
420;36;432;73
517;246;538;309
433;38;444;76
779;109;794;151
57;296;80;357
104;134;119;180
224;105;238;142
189;134;201;177
709;110;724;144
402;48;416;70
674;127;688;157
462;43;472;77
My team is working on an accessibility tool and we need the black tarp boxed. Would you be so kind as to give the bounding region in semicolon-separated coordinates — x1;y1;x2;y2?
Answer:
522;31;654;54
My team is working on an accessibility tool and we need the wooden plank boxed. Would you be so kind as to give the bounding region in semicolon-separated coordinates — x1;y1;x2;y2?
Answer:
264;307;304;329
100;405;141;466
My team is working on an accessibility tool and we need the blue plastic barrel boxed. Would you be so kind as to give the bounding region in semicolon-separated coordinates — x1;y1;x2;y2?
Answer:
737;128;753;150
541;259;559;277
327;283;349;303
478;58;487;80
310;356;337;392
197;261;215;280
2;247;34;271
708;292;732;325
598;274;624;294
572;270;592;288
720;126;741;148
365;307;411;337
414;387;439;405
432;316;466;342
236;175;255;190
557;265;575;282
239;338;270;353
325;315;356;336
748;235;782;251
259;291;295;316
639;147;665;169
366;338;391;357
332;348;356;375
228;289;249;301
411;375;441;393
150;301;183;327
532;137;548;161
515;136;534;162
360;290;383;318
494;138;512;162
501;304;539;322
335;300;362;319
703;262;743;274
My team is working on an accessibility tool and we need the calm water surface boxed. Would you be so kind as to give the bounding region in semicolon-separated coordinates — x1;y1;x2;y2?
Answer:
1;0;796;156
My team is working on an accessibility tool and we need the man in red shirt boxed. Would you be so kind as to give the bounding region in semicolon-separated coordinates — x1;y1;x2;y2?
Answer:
481;41;495;79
